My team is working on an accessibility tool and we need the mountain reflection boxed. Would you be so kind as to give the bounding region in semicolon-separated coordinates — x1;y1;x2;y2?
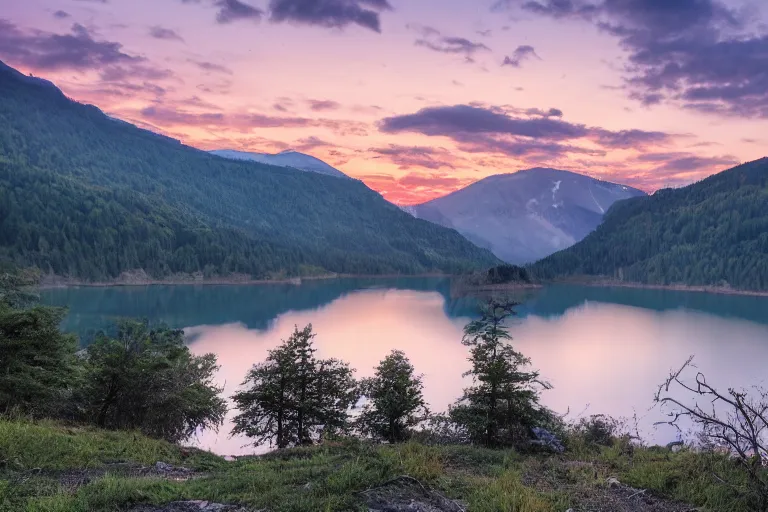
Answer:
42;279;768;346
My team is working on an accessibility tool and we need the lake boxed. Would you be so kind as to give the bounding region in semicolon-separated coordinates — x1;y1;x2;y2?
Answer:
42;278;768;456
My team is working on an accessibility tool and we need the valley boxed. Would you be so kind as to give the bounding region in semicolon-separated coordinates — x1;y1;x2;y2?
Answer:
2;1;768;509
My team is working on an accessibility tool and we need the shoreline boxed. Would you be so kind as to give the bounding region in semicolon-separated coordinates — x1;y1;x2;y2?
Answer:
38;273;452;289
552;278;768;297
38;274;768;298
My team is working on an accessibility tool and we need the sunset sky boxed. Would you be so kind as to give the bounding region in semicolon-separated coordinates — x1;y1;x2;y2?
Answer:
2;0;766;204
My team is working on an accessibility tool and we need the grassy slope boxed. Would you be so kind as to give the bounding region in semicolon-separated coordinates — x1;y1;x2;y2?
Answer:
0;418;753;512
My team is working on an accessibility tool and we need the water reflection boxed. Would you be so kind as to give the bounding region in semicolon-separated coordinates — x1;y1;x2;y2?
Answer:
185;289;472;455
41;280;768;347
183;289;768;455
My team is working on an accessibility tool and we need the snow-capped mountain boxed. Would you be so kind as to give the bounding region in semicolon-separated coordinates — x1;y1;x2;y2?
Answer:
210;149;349;179
409;168;646;264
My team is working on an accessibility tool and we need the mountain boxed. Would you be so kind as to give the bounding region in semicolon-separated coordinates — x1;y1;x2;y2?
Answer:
410;168;646;264
531;158;768;291
0;60;499;281
210;149;349;179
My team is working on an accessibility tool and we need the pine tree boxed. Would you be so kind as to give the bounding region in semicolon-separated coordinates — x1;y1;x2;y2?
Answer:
77;320;226;443
356;350;428;443
0;265;78;417
231;325;357;448
450;298;548;447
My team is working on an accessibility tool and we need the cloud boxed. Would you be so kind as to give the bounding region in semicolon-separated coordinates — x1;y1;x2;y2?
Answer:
380;104;589;140
501;45;540;67
293;136;335;150
378;104;676;160
416;36;490;55
137;105;369;135
591;128;674;149
269;0;393;33
99;65;174;82
370;145;458;170
215;0;264;24
497;0;768;118
307;99;341;111
149;26;184;42
409;24;491;63
522;107;562;117
190;59;233;75
53;11;70;19
636;153;739;173
0;20;140;71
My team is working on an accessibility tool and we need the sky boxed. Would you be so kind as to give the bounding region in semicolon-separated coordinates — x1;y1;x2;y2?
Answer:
1;0;767;204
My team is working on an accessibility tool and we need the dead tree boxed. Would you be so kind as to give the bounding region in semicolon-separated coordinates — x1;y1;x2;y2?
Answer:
654;356;768;509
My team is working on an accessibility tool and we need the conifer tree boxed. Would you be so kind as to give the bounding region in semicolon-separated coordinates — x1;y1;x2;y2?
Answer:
232;324;357;448
450;298;548;447
357;350;427;443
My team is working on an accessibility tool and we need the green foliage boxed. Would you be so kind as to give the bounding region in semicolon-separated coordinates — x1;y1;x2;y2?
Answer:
532;158;768;291
570;414;619;448
75;320;226;443
486;264;533;285
0;268;78;417
231;325;357;448
451;299;548;448
0;62;499;281
0;264;39;308
356;350;428;443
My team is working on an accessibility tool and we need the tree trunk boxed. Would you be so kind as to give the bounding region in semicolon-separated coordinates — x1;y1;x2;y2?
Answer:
277;374;286;449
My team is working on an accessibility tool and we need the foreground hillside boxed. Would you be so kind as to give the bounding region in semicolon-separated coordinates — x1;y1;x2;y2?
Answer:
0;61;498;281
410;169;645;264
532;158;768;291
0;418;752;512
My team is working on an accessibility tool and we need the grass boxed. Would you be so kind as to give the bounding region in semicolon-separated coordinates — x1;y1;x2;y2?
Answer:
0;418;761;511
0;417;220;472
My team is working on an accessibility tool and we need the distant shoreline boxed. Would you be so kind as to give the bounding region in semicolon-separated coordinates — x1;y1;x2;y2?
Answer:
551;278;768;297
38;273;768;298
38;272;451;289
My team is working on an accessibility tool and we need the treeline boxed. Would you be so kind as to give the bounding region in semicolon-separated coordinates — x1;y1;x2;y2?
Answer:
1;267;551;449
0;61;498;281
0;267;226;442
532;158;768;291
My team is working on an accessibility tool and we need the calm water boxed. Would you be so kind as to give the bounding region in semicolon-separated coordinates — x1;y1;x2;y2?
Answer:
42;279;768;455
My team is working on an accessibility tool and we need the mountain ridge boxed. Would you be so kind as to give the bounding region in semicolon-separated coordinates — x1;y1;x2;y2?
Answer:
0;60;500;280
530;158;768;291
409;168;646;264
210;149;350;179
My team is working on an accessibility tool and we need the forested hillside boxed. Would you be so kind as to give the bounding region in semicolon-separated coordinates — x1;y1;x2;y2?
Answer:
0;61;499;280
531;158;768;291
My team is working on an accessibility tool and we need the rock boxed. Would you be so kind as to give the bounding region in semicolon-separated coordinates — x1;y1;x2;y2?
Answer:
154;461;193;475
607;477;621;488
128;501;248;512
155;462;175;472
530;427;565;453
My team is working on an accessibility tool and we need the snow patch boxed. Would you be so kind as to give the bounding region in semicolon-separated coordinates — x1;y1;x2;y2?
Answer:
551;180;561;202
588;185;605;214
